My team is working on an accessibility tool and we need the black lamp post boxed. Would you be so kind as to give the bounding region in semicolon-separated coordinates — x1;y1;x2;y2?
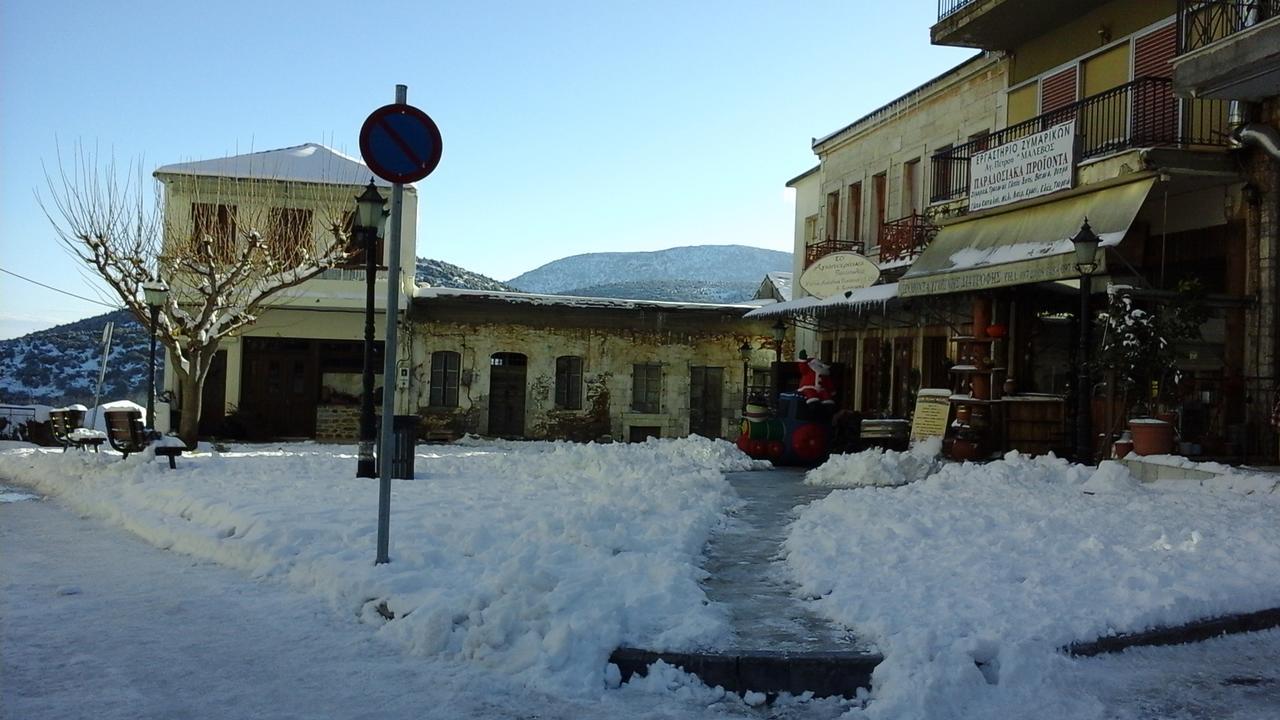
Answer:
1071;218;1101;465
771;320;787;407
739;341;752;411
355;180;387;479
141;281;169;432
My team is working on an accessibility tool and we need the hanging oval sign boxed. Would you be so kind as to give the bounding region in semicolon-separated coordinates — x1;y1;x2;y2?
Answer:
799;252;881;299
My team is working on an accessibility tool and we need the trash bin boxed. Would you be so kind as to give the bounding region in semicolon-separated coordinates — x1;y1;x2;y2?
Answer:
375;415;419;479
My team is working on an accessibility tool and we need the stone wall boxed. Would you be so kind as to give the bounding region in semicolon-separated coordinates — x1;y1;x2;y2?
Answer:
315;404;360;442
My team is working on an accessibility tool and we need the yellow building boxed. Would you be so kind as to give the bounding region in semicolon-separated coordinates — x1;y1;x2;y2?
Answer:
764;0;1273;462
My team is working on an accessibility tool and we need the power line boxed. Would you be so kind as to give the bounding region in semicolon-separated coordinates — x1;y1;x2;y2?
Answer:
0;266;123;309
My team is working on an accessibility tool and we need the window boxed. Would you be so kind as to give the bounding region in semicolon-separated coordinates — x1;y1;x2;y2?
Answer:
631;363;661;413
825;190;841;241
191;203;237;263
267;207;312;268
341;210;386;269
846;183;862;245
871;173;887;248
429;351;461;407
931;144;954;202
803;215;818;245
555;356;583;410
901;158;921;216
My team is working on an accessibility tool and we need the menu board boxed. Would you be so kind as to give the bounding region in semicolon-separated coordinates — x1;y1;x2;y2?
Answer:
910;389;953;442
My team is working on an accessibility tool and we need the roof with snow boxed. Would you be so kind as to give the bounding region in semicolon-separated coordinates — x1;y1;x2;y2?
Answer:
414;286;760;313
755;272;793;303
153;143;401;189
744;282;899;319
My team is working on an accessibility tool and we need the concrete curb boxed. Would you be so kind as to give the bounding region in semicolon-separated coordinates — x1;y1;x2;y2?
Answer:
611;606;1280;699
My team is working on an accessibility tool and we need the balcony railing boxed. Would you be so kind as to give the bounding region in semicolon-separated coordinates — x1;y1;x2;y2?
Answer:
806;238;866;267
930;77;1231;204
938;0;977;20
1178;0;1280;53
879;213;938;263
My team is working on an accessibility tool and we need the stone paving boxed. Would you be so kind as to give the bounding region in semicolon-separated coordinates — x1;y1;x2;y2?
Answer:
701;468;865;653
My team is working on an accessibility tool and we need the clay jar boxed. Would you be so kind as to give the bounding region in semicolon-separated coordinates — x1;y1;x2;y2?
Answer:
1128;419;1174;456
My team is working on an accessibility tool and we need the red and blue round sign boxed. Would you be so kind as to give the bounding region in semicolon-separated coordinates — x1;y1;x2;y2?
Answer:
359;103;443;184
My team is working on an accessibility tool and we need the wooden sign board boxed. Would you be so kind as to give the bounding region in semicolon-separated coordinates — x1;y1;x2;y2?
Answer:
910;389;952;442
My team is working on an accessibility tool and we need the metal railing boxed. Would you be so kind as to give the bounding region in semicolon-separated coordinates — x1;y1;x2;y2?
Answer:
1178;0;1280;53
938;0;978;21
805;238;865;267
930;77;1231;203
878;213;938;263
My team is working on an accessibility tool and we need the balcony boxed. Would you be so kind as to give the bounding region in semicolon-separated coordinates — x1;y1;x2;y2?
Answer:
933;0;1112;49
930;77;1231;204
878;214;938;264
805;238;865;268
1174;0;1280;99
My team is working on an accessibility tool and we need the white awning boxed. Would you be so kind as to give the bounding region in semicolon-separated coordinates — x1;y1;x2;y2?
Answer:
744;282;899;319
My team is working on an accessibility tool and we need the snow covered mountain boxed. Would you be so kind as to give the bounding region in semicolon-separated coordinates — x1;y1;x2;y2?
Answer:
506;245;791;302
0;310;156;407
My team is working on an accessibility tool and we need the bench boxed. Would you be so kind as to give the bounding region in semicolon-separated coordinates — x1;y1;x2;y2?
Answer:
104;409;184;469
49;407;106;452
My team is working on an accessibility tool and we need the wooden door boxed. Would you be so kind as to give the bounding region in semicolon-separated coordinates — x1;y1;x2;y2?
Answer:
241;338;316;438
689;366;724;438
488;353;527;437
198;350;227;436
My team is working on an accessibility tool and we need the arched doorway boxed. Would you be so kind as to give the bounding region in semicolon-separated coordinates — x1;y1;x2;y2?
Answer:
488;352;527;437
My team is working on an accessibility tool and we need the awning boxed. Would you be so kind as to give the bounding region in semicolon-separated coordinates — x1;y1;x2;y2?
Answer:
744;282;899;319
898;177;1156;298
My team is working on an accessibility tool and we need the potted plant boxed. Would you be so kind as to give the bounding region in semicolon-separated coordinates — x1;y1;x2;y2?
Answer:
1096;280;1207;456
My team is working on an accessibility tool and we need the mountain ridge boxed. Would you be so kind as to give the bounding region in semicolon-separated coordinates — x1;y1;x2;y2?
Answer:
506;244;791;295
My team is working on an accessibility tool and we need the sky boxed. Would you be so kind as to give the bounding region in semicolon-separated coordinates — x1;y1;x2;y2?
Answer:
0;1;974;339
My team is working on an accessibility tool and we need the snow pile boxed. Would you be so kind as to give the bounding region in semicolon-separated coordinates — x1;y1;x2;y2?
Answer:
785;452;1280;720
0;437;746;696
1131;453;1280;495
804;437;942;487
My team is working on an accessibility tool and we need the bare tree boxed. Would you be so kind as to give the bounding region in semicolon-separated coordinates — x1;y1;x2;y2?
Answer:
41;146;358;446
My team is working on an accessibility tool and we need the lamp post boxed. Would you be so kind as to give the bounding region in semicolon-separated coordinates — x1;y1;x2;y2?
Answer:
141;281;169;432
355;180;387;479
1071;218;1101;465
771;320;787;407
739;341;752;411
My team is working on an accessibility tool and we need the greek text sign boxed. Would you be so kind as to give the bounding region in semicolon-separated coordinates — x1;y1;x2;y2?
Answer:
910;389;952;442
799;252;880;299
969;121;1075;212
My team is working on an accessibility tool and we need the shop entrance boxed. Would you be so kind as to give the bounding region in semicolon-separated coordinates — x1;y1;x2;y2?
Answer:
689;366;724;438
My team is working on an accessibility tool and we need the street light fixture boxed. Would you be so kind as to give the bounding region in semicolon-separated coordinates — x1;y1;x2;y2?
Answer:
1071;218;1101;464
739;341;753;411
355;179;387;480
141;280;169;432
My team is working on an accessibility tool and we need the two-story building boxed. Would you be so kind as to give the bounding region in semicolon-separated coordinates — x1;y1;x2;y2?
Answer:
154;144;787;443
765;0;1274;461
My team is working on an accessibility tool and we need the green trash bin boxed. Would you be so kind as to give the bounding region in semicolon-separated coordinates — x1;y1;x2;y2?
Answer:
375;415;419;479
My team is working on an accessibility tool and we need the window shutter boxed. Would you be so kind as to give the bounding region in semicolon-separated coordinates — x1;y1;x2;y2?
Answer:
1134;24;1176;79
1040;66;1077;114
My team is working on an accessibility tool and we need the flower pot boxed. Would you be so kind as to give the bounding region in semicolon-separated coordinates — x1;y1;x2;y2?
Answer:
985;324;1007;339
949;437;980;462
1112;440;1134;458
1128;419;1174;456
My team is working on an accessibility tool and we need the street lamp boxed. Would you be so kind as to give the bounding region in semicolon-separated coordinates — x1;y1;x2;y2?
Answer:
1072;218;1101;464
355;179;387;479
739;341;753;411
141;280;169;432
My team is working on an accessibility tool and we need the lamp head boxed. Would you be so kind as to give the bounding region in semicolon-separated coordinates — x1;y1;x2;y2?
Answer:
738;341;752;361
1071;218;1101;276
142;281;170;308
772;320;787;344
354;179;387;230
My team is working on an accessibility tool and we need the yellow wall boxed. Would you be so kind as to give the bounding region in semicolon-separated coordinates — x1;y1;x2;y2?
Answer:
1081;43;1131;96
1010;0;1174;84
1006;83;1039;125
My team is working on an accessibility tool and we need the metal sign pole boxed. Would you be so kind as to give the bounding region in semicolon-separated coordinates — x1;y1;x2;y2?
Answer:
89;322;113;427
375;84;408;565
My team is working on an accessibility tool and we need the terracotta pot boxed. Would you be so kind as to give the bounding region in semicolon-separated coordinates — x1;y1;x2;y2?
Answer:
1128;419;1174;456
949;437;980;462
985;324;1007;339
1112;440;1134;458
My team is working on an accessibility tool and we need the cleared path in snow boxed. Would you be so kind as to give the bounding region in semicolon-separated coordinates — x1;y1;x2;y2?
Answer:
702;469;862;652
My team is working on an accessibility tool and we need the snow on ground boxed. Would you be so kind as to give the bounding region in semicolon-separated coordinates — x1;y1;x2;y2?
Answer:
0;436;751;697
785;450;1280;719
804;437;941;488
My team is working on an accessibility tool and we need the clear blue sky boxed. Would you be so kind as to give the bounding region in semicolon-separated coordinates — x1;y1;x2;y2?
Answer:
0;0;973;339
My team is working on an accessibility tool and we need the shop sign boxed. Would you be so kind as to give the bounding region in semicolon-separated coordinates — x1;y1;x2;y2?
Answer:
969;121;1075;212
799;252;880;299
910;389;953;442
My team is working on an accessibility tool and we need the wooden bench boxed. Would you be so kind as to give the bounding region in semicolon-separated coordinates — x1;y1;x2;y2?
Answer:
49;407;106;452
104;409;184;469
